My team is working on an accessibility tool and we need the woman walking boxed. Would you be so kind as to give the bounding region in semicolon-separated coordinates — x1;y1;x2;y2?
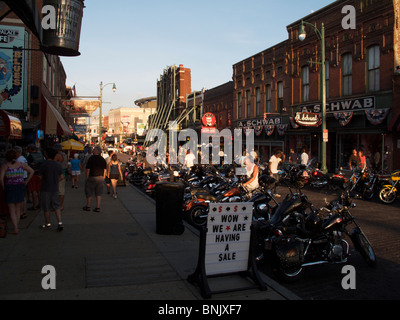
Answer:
107;154;123;199
0;150;34;235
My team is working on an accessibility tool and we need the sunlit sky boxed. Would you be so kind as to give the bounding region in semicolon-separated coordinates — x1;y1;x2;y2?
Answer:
61;0;334;115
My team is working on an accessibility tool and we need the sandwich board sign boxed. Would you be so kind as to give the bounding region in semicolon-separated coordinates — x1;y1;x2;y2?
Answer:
188;202;267;299
205;203;253;276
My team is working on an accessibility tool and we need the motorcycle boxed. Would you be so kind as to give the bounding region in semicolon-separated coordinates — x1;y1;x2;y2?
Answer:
379;170;400;204
255;190;377;282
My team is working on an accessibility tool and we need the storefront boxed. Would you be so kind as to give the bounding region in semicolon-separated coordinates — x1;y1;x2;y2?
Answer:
288;95;392;172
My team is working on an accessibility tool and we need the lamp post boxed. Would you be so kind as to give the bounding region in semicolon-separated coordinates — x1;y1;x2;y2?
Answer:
99;81;117;147
299;20;328;174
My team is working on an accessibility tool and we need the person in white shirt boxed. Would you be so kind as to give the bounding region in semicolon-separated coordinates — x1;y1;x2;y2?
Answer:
300;148;309;166
184;150;196;171
243;156;259;194
269;150;284;197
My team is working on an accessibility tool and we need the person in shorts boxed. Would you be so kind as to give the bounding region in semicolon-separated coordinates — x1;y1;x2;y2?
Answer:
39;148;64;232
70;153;82;189
84;146;107;213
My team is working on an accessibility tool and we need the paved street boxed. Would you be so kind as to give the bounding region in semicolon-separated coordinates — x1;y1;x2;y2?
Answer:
259;186;400;300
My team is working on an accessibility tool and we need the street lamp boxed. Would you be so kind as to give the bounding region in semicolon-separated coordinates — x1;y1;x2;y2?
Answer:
99;81;117;146
299;20;328;174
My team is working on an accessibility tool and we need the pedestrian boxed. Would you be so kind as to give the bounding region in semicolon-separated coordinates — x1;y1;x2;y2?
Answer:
300;148;309;166
83;146;107;213
349;149;360;171
243;156;259;195
289;148;299;164
107;153;123;199
358;150;367;170
13;146;29;219
70;153;82;189
269;150;284;198
26;144;45;211
184;149;196;171
54;144;68;211
39;148;65;232
105;150;114;194
0;150;34;235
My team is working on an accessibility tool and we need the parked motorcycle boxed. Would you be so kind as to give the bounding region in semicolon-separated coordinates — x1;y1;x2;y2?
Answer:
254;190;377;282
379;170;400;204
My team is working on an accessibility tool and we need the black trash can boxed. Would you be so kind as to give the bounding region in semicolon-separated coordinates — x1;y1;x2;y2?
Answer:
156;181;185;235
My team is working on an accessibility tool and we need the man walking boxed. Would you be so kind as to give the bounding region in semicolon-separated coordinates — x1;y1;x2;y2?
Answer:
269;150;284;198
39;148;64;231
84;146;107;213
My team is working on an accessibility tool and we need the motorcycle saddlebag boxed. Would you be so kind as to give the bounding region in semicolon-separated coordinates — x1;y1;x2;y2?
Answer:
275;236;305;268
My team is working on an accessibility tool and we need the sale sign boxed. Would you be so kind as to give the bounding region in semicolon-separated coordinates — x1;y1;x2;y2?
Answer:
205;203;253;276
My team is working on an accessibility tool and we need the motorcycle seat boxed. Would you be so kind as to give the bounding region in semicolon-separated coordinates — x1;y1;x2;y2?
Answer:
195;193;220;202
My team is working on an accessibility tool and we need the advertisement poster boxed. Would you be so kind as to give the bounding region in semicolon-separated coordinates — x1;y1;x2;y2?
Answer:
0;25;28;112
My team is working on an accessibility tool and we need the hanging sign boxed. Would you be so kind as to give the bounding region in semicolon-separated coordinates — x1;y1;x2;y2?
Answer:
295;112;321;127
205;203;253;276
202;113;217;127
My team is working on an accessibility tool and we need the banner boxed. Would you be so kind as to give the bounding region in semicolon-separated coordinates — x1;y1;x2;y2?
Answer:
0;25;27;111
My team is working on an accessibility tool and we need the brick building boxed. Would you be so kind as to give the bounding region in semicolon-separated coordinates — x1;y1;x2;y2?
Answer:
0;0;72;149
231;0;400;171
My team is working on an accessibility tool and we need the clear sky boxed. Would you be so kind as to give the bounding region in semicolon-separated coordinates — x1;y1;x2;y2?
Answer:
61;0;334;115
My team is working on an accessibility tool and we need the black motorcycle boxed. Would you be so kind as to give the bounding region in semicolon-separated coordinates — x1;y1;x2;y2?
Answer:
255;191;377;282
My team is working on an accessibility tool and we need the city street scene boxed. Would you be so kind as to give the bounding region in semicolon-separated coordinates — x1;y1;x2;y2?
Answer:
0;0;400;308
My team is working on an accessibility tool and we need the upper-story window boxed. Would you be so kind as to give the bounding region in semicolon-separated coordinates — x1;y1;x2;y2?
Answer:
342;53;353;96
367;45;380;92
301;66;309;102
255;87;261;116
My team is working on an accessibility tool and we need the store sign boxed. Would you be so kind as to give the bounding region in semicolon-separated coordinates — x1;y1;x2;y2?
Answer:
202;113;217;127
298;96;376;114
237;117;282;128
295;112;321;127
205;203;253;276
63;99;100;116
0;25;27;112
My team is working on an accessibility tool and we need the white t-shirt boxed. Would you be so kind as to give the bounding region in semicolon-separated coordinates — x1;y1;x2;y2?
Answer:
301;152;309;166
185;153;196;168
269;155;282;174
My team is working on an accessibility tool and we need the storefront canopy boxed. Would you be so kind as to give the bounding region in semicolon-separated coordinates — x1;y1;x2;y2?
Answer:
43;97;72;137
0;110;22;139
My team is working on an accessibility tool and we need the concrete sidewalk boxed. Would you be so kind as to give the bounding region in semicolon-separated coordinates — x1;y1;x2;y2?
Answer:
0;179;300;300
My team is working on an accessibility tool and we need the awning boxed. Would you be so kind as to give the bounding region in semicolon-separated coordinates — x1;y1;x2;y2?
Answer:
389;111;400;132
0;110;22;139
43;97;72;137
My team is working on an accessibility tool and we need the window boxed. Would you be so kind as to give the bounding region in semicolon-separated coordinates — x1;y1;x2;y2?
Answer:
265;85;272;114
238;92;242;119
301;66;309;102
277;82;284;113
342;53;352;96
256;87;261;116
246;90;251;118
325;61;330;99
367;45;380;92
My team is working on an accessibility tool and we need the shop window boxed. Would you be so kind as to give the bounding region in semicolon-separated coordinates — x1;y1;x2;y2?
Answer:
367;45;380;92
342;53;353;96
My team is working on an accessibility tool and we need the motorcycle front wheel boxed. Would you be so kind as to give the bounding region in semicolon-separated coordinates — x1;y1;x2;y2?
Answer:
351;228;377;267
189;205;208;228
379;188;397;204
